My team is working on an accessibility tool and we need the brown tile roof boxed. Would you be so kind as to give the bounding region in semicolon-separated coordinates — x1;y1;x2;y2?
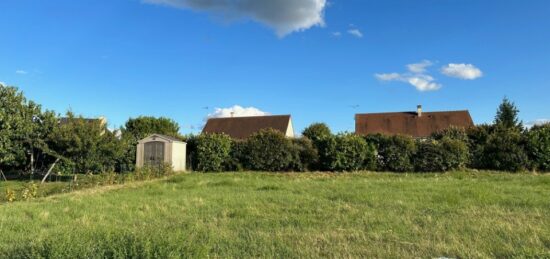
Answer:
202;115;291;139
355;110;474;138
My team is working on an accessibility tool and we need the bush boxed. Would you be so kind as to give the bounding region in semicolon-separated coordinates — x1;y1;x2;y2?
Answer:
413;138;469;172
525;123;550;171
302;123;332;144
320;133;376;172
368;134;416;172
194;134;232;172
290;138;319;172
466;124;493;169
243;129;296;172
224;140;247;172
482;126;529;172
432;126;470;142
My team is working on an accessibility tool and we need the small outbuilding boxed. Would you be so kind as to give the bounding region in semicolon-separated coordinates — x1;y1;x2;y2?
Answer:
136;134;187;171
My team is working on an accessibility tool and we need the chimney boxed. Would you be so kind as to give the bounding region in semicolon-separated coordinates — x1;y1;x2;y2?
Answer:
417;105;422;117
230;112;235;118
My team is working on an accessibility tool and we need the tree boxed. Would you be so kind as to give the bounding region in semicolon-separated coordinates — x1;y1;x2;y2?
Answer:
49;112;123;174
525;123;550;171
302;123;332;143
0;85;59;175
495;97;522;129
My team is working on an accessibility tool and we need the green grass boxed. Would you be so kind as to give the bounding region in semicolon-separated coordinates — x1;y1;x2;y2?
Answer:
1;172;549;258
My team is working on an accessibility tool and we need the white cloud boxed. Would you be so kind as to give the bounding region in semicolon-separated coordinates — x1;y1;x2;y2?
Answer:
207;105;270;119
526;119;550;128
347;29;363;38
441;63;483;80
331;31;341;37
407;60;433;73
143;0;327;37
16;70;28;75
375;60;441;92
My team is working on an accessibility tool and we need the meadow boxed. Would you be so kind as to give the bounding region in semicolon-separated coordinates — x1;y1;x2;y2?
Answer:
1;171;549;258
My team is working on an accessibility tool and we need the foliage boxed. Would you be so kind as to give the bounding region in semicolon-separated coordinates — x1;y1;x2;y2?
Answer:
413;138;469;172
482;126;529;172
432;126;470;143
368;134;416;172
495;97;523;129
4;188;15;202
0;85;58;173
194;134;232;172
302;123;332;144
289;138;319;172
224;140;247;172
320;133;376;172
48;112;124;174
525;123;550;171
466;124;494;169
243;129;296;172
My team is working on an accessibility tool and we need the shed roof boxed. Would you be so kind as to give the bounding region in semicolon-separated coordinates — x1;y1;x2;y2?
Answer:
202;115;291;139
355;110;474;138
140;134;185;143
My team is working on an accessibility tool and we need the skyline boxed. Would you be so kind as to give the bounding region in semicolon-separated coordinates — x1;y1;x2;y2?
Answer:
1;0;549;134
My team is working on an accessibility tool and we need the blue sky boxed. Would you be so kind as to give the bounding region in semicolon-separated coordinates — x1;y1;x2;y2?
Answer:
1;0;549;134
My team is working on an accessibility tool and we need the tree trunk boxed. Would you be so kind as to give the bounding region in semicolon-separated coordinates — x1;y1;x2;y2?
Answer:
0;170;6;181
41;158;60;185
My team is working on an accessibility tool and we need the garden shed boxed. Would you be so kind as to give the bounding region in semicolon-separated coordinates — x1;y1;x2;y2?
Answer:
136;134;187;171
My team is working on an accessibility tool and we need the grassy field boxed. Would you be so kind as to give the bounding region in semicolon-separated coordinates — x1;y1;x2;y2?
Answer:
1;172;549;258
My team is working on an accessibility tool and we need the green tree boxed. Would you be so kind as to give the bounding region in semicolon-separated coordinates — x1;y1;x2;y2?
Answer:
495;97;522;129
525;123;550;171
0;85;59;174
49;112;123;174
302;123;332;143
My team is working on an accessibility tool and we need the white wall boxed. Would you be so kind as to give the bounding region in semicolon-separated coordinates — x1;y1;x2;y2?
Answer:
171;142;187;172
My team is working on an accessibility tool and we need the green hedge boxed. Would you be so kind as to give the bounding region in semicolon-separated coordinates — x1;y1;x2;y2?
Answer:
367;134;416;172
413;138;469;172
242;129;297;172
320;133;376;172
526;123;550;171
194;134;232;172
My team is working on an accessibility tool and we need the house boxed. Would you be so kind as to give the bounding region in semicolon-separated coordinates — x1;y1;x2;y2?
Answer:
136;134;187;171
202;115;295;139
355;105;474;138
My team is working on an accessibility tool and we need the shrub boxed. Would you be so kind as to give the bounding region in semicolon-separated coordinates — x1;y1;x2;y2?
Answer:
413;138;469;172
482;126;529;172
466;124;494;169
224;140;247;172
243;129;296;172
302;123;332;144
525;123;550;171
290;138;319;172
432;126;470;142
368;134;416;172
194;134;232;172
320;133;376;172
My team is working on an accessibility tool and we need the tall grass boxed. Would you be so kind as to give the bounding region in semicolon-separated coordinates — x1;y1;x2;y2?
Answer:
1;172;549;258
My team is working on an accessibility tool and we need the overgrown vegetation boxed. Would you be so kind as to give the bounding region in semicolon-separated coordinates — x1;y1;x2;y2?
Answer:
1;84;549;176
1;172;548;258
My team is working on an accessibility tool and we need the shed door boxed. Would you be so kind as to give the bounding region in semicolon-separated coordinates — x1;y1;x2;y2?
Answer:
144;141;165;166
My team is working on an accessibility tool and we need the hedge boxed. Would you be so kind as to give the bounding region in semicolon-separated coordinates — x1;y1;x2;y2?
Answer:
194;133;232;172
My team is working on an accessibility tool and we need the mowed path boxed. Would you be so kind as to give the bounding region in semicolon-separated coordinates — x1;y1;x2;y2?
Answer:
1;172;549;258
